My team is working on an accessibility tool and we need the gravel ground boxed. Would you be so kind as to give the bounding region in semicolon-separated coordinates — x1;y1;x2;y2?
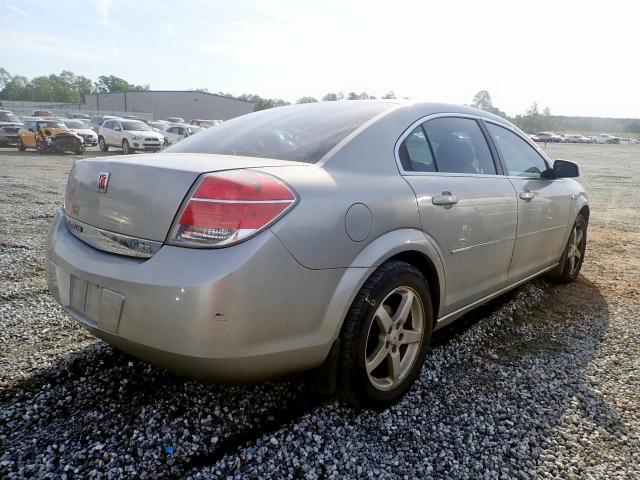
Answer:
1;145;639;479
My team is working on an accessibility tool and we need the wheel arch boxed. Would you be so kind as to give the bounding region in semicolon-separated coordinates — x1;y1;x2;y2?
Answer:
321;228;446;346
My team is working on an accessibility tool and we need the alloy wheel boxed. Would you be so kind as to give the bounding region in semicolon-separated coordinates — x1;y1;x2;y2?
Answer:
364;286;424;391
566;223;585;275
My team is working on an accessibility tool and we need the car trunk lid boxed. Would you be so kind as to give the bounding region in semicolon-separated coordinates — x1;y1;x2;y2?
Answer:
64;153;307;244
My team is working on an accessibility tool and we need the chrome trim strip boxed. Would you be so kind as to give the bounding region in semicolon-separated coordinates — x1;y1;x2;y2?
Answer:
434;263;558;330
64;215;162;258
191;198;295;204
451;236;515;254
517;225;566;239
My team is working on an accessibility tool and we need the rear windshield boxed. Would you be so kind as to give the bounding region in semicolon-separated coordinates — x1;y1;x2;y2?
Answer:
165;101;397;163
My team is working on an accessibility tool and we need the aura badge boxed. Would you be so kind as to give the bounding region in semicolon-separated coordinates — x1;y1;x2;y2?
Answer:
98;172;110;193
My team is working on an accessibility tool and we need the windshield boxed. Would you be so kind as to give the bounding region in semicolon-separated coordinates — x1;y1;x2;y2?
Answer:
0;112;20;122
37;121;66;129
121;121;151;131
166;101;397;163
64;120;89;129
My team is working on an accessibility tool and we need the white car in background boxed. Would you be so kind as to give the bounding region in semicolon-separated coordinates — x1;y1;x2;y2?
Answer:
162;124;204;147
167;116;185;124
593;133;620;144
63;119;99;147
99;119;164;154
148;120;170;133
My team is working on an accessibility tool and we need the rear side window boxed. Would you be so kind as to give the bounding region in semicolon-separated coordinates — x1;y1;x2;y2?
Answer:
166;101;397;163
486;123;549;178
399;117;497;174
423;117;496;175
398;126;436;172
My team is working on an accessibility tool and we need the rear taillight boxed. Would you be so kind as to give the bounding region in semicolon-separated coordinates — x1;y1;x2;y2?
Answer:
168;170;296;247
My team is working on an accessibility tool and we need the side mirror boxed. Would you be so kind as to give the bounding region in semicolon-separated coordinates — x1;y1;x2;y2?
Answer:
114;127;121;131
28;128;34;132
552;159;580;178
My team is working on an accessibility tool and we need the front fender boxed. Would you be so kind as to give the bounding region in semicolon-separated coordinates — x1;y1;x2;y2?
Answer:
319;229;446;345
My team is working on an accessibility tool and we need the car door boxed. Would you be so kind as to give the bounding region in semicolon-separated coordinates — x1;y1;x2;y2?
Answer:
484;122;571;281
26;121;38;148
399;115;518;314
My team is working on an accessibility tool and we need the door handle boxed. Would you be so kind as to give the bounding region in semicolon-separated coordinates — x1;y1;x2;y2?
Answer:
519;190;536;201
432;191;459;206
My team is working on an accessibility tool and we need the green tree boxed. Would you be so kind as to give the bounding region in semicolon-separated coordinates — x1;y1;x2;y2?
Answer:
0;75;28;100
0;68;11;91
322;93;338;101
94;75;149;93
296;96;318;104
471;90;508;118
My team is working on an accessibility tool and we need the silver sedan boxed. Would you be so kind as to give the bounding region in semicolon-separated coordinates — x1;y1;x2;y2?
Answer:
46;101;588;408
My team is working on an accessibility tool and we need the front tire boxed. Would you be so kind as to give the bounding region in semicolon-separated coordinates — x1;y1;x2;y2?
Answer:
17;138;26;151
36;139;45;154
74;143;85;155
337;261;433;408
122;139;131;154
549;213;587;282
98;136;109;152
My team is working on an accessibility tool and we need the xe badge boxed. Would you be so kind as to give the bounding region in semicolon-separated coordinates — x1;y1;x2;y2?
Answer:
98;172;110;193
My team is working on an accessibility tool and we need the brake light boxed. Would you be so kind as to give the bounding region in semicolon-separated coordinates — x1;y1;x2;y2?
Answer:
168;170;296;247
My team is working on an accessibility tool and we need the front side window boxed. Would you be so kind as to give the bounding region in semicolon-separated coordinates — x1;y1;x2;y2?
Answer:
487;123;548;178
423;117;496;175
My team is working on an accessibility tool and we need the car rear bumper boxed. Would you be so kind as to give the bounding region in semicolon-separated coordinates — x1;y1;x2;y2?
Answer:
46;208;343;380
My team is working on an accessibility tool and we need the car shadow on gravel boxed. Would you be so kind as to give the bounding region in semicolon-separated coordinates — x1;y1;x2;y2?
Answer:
0;276;618;478
0;339;325;477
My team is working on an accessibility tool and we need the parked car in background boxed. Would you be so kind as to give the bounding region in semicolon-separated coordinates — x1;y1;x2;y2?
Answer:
17;118;85;154
162;124;204;147
122;114;145;121
98;119;164;154
535;132;562;143
528;134;541;142
90;114;120;133
32;109;54;117
167;116;185;124
191;119;222;128
148;120;170;133
69;113;91;120
47;101;589;408
63;119;99;147
565;134;592;143
0;110;23;146
593;133;620;144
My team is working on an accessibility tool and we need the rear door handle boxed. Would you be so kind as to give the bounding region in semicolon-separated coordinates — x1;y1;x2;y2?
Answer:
519;190;536;201
432;191;459;206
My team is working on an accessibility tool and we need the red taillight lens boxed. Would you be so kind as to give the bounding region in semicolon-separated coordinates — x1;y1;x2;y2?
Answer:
168;170;296;247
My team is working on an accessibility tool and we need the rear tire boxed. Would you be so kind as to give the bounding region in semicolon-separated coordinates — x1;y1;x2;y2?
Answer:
337;261;433;409
548;213;587;283
122;139;130;154
98;136;109;152
36;139;45;155
75;143;85;155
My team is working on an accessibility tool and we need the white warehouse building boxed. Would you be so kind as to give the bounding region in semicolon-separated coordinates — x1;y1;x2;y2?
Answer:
84;90;254;122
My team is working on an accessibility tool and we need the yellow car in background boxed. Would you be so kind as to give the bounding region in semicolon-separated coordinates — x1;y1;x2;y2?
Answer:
17;118;85;154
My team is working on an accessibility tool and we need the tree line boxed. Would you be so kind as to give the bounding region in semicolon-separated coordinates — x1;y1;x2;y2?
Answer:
471;90;640;135
1;68;637;133
0;68;149;104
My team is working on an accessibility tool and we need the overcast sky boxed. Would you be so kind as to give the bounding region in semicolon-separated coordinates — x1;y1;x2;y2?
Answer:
2;0;639;117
